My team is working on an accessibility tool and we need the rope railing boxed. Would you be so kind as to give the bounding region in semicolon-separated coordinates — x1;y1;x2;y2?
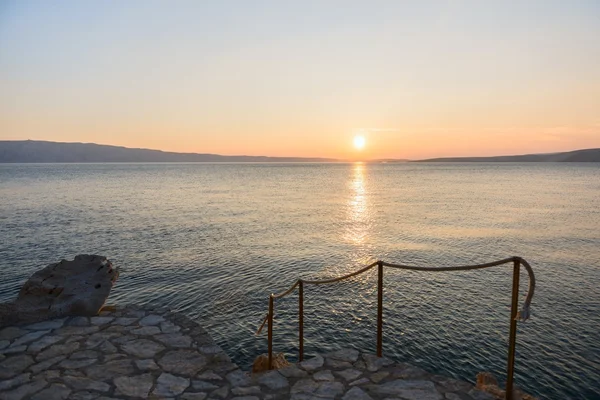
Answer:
256;256;535;400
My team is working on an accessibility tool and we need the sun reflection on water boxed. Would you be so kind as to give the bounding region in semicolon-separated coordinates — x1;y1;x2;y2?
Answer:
337;162;375;284
345;162;369;245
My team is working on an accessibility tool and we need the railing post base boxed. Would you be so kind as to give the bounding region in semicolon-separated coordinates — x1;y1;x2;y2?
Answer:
268;295;274;370
505;258;521;400
299;280;304;361
377;261;384;358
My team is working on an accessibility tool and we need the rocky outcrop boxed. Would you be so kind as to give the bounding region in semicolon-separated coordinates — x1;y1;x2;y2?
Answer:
0;305;542;400
0;306;237;400
1;255;118;325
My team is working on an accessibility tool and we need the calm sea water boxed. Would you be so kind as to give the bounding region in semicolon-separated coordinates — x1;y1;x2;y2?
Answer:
1;163;599;398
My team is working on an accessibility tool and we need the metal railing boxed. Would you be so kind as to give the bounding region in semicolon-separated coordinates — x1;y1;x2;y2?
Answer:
256;256;535;400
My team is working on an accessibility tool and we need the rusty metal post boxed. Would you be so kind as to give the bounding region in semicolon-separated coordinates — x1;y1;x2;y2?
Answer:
268;295;274;370
299;280;304;361
505;258;521;400
377;261;384;357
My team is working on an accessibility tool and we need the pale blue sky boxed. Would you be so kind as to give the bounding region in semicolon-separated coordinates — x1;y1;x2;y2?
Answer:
1;1;599;158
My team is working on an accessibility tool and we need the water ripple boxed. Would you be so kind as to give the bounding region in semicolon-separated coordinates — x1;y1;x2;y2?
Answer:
1;162;599;399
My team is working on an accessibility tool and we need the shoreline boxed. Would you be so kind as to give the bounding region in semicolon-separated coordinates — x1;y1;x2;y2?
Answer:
0;305;521;400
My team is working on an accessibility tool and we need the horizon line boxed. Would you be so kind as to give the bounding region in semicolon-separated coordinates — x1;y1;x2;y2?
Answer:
2;139;599;162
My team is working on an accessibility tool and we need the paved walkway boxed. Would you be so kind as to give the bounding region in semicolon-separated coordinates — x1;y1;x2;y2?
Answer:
0;306;495;400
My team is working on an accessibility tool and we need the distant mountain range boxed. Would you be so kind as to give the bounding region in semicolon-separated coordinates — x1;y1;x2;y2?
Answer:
0;140;599;163
415;148;600;162
0;140;336;163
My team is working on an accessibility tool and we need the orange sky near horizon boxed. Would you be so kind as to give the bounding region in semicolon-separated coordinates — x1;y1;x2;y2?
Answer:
1;1;599;160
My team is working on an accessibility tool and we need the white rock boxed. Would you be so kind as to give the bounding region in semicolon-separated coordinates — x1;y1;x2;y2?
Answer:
160;321;181;333
349;377;370;386
369;370;389;383
191;380;219;390
370;379;442;400
139;314;165;326
158;350;207;377
27;335;63;353
231;386;262;396
70;350;98;359
154;333;192;348
36;342;80;361
89;317;114;326
181;393;208;400
0;327;25;341
3;345;28;354
342;386;374;400
112;317;138;326
131;326;161;335
135;359;159;371
468;389;496;400
362;354;394;372
335;368;362;381
84;359;135;381
210;386;229;399
67;317;90;327
299;355;324;372
33;370;60;381
31;383;71;400
315;381;345;397
257;370;289;390
15;255;118;319
84;332;120;348
0;354;34;379
29;355;67;374
153;372;190;397
98;341;117;354
114;373;154;398
11;330;50;347
291;379;319;394
313;370;335;381
124;309;146;318
121;339;165;358
196;371;223;381
198;345;222;355
278;365;308;379
0;379;47;400
226;369;251;387
24;319;67;331
62;376;110;392
0;372;31;391
111;334;136;345
326;348;360;363
58;358;97;369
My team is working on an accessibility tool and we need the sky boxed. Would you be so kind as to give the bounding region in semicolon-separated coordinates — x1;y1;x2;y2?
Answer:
1;1;599;159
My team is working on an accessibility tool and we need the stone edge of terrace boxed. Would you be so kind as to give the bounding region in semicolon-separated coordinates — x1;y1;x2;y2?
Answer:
0;304;508;400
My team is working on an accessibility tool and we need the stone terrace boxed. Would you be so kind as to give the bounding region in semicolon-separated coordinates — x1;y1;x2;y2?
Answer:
0;306;495;400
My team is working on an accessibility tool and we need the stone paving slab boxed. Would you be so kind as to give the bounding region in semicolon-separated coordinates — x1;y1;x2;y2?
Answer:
0;306;496;400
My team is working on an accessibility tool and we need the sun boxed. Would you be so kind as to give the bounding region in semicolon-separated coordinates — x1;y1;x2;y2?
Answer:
353;135;366;150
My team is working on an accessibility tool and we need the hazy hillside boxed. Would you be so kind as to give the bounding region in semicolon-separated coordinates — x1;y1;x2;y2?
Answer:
0;140;337;163
1;140;599;163
415;148;600;162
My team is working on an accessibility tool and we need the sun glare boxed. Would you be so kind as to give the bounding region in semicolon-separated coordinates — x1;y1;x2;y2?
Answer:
353;135;366;150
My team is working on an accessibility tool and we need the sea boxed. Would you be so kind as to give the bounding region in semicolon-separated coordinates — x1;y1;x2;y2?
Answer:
0;163;599;399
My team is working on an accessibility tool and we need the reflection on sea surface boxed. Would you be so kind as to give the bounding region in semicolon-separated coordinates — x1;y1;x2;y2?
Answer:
345;162;369;245
1;162;599;399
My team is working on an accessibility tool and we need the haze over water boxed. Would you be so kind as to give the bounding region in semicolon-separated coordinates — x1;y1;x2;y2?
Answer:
1;162;599;398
